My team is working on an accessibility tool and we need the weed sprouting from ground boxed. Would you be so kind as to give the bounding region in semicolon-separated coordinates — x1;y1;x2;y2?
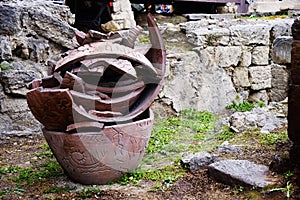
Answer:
226;101;264;112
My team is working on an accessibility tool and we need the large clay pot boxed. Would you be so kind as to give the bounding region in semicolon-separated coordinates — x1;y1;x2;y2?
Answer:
42;109;153;185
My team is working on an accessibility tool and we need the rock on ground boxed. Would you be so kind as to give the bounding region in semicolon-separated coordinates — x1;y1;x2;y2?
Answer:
208;159;277;188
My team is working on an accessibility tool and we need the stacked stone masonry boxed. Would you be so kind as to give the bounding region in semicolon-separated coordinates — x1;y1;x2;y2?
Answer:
160;17;294;113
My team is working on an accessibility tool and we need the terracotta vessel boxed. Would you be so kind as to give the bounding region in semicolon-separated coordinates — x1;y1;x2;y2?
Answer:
43;109;153;185
27;14;165;184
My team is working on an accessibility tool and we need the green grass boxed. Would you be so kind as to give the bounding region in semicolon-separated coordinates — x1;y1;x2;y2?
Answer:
116;109;221;189
117;163;185;188
11;144;63;185
43;185;77;194
145;109;219;159
76;186;102;199
258;131;289;146
226;101;264;112
0;143;64;198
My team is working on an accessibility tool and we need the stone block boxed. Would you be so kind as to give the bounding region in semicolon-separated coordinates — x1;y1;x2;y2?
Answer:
188;27;230;47
181;151;219;171
111;11;136;29
112;1;121;13
240;47;252;67
249;1;281;13
252;46;269;65
269;64;288;102
230;24;270;46
272;36;292;64
215;46;241;67
0;70;37;96
248;90;269;105
249;65;271;90
270;19;293;39
233;67;250;87
119;0;132;11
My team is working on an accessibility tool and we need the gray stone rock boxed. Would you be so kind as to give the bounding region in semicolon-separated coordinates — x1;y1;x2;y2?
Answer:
229;112;250;132
0;1;75;63
188;27;230;47
252;46;269;65
228;104;287;134
0;35;12;60
208;159;277;188
269;19;293;39
249;65;272;90
0;97;40;134
182;151;218;171
233;67;250;87
163;51;237;113
269;64;289;102
0;4;21;35
240;47;252;67
272;36;292;64
248;90;269;106
0;70;38;96
216;141;241;154
230;24;270;46
215;46;241;67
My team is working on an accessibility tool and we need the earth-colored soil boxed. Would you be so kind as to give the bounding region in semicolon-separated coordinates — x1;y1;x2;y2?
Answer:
0;126;299;200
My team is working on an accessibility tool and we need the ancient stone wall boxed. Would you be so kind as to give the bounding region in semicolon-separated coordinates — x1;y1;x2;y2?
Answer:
158;16;293;114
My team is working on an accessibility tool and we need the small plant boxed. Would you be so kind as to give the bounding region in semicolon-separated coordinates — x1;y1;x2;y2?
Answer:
226;101;264;112
233;186;244;195
284;171;294;179
259;131;289;146
269;181;292;198
217;129;236;141
0;186;25;197
0;188;9;197
0;165;20;176
0;61;12;71
43;185;76;194
76;186;102;199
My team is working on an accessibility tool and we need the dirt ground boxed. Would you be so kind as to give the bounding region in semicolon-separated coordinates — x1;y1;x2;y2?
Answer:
0;127;299;200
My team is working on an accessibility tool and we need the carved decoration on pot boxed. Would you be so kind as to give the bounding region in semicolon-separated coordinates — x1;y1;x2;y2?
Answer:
26;14;166;185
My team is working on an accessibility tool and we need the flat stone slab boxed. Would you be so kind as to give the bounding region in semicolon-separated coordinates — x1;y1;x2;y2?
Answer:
183;14;236;20
208;159;277;188
181;151;218;171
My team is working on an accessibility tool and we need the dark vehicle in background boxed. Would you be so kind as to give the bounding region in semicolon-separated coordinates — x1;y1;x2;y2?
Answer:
64;0;114;32
130;0;249;14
